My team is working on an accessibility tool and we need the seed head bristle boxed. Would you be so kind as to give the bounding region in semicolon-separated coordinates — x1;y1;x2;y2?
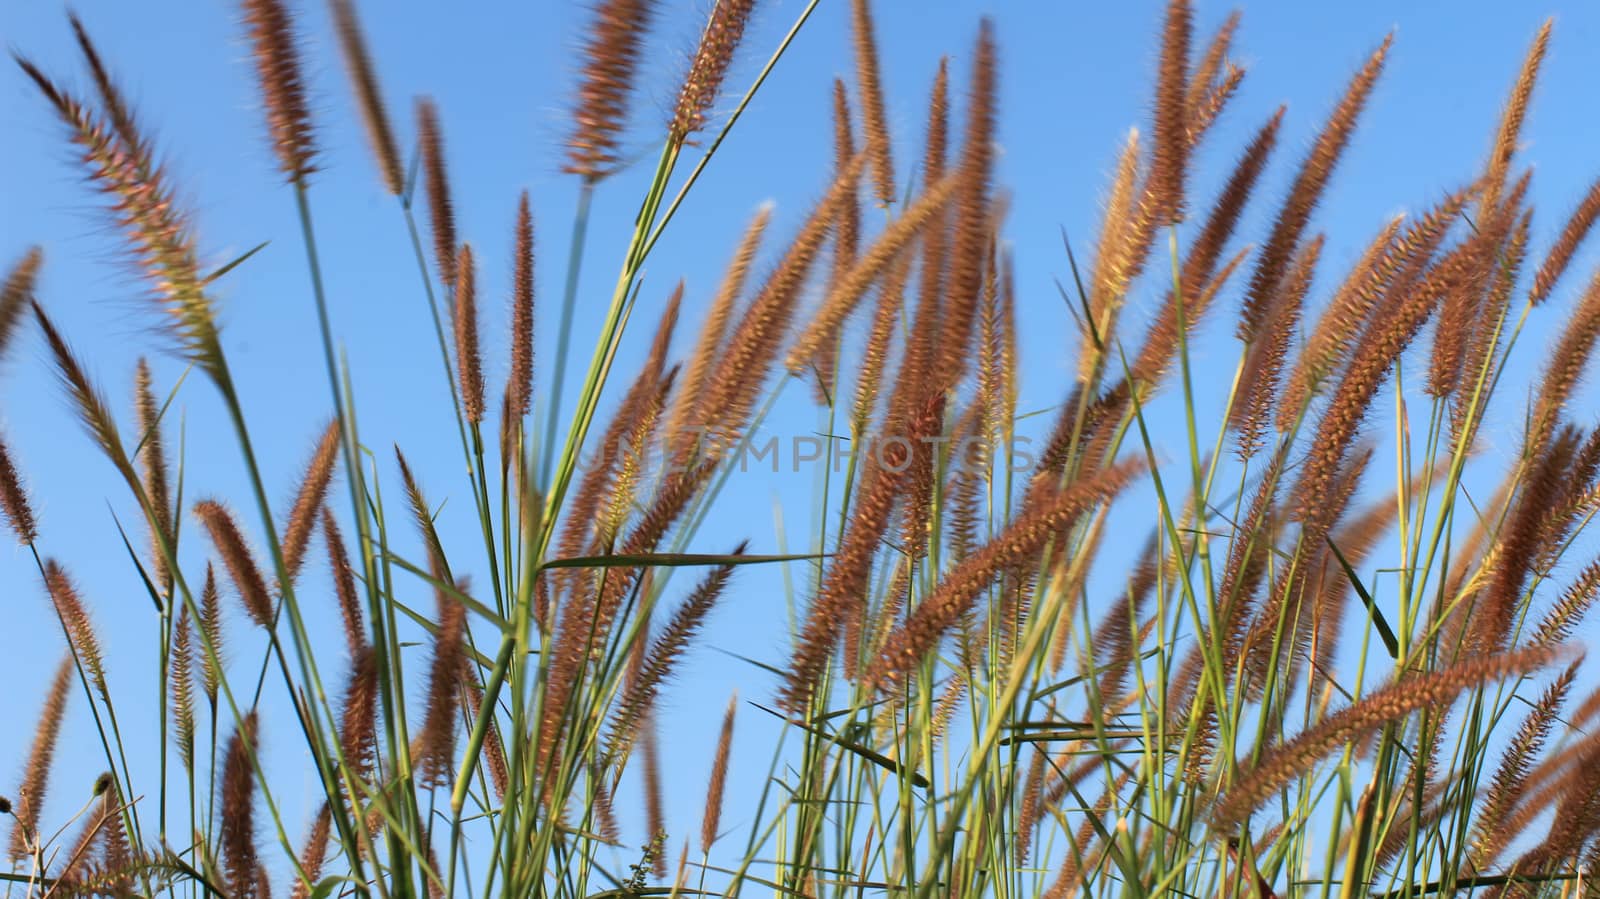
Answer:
1531;177;1600;305
1080;130;1142;383
1212;644;1564;831
16;58;221;372
850;0;895;206
417;579;468;787
32;302;136;482
282;419;340;587
416;99;458;288
1150;0;1194;225
1471;662;1576;866
194;499;275;630
1481;20;1551;215
671;0;757;141
1529;269;1600;453
219;712;262;899
566;0;656;179
171;609;196;773
6;656;72;863
867;458;1142;692
289;804;333;899
199;562;225;703
321;506;366;657
337;645;380;777
1233;234;1324;459
242;0;316;180
506;192;537;422
0;435;38;545
700;692;737;854
923;58;950;185
133;359;174;589
668;204;771;459
934;19;998;386
454;243;484;423
1238;34;1391;343
43;561;109;701
330;0;404;194
0;247;42;366
1185;11;1240;139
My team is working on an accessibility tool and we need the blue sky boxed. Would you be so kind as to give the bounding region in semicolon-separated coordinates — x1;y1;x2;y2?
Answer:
3;0;1600;885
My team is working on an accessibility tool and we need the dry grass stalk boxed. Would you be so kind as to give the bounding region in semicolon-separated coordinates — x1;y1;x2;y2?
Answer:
566;0;655;179
195;499;275;630
416;98;458;289
6;656;72;862
1150;0;1193;225
849;0;895;206
220;712;263;899
701;693;737;854
671;0;757;141
0;247;42;366
1211;645;1564;830
282;419;341;586
243;0;317;180
330;0;404;195
454;243;485;424
1238;34;1391;343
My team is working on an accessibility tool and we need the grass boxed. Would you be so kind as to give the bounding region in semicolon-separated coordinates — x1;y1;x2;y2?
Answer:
4;0;1600;896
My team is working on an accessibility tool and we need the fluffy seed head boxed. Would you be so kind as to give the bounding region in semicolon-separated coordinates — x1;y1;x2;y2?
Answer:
416;99;457;288
0;247;42;367
194;499;275;630
671;0;757;140
242;0;316;180
454;243;484;423
330;0;404;194
566;0;656;179
0;435;38;544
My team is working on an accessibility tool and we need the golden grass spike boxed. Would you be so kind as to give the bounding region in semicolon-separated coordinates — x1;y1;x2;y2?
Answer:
16;60;220;373
1471;662;1576;866
243;0;316;180
1233;233;1324;458
867;457;1143;691
337;645;380;776
1212;644;1563;831
0;247;42;366
1150;0;1193;225
506;192;537;423
1238;34;1392;343
566;0;655;179
321;506;365;658
67;15;141;155
0;435;38;545
417;578;468;788
850;0;895;206
671;0;757;141
607;548;743;762
1187;62;1244;152
134;359;173;589
1474;429;1579;653
6;656;72;862
289;804;332;899
786;171;959;375
923;58;950;184
701;692;737;854
416;98;458;288
934;19;999;386
32;302;135;482
172;609;197;773
1481;20;1551;215
43;560;109;700
282;419;340;586
1185;11;1240;136
1529;269;1600;453
668;204;770;459
330;0;404;195
219;712;262;899
1080;129;1142;383
641;717;668;878
1529;558;1600;649
1531;177;1600;305
454;243;484;423
194;499;275;630
199;562;225;703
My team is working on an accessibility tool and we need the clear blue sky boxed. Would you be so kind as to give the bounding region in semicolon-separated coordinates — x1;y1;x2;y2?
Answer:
3;0;1599;883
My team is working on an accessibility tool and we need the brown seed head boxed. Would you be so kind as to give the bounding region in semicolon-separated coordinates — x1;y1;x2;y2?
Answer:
416;99;457;288
566;0;656;179
671;0;757;140
0;247;42;367
506;192;536;420
0;436;38;545
6;656;72;862
242;0;316;180
1150;0;1194;225
220;712;263;899
850;0;896;206
194;499;275;630
282;419;341;586
455;243;484;423
701;693;737;854
330;0;404;194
